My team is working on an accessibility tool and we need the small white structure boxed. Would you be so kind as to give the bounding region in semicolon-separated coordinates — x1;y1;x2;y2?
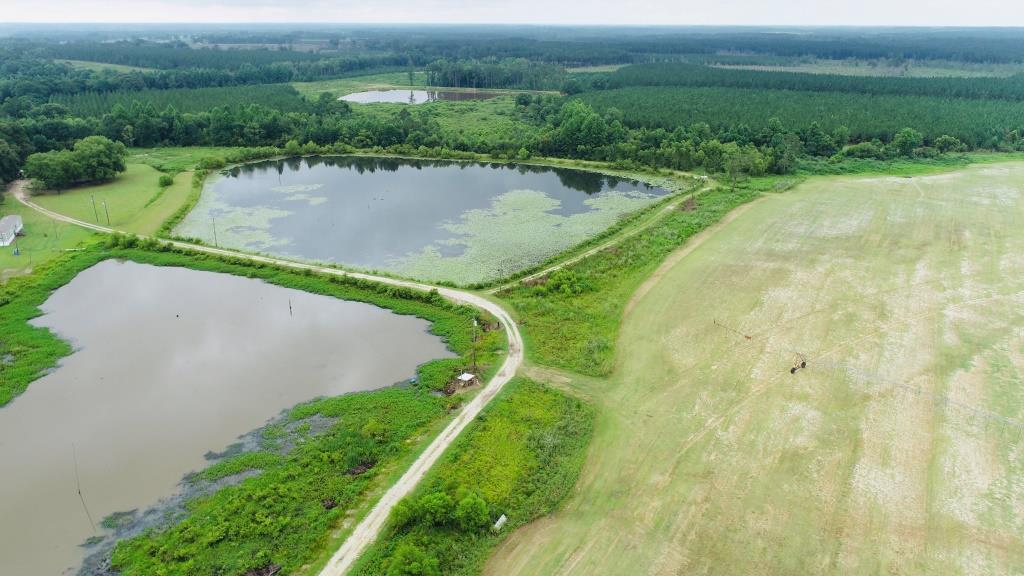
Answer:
0;215;23;247
457;372;477;385
492;514;508;532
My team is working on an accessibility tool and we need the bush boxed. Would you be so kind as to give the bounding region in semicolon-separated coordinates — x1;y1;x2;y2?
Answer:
454;492;490;531
157;174;174;187
385;544;441;576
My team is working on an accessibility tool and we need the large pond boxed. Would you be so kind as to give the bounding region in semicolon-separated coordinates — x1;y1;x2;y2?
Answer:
0;260;451;575
340;89;503;104
174;156;670;284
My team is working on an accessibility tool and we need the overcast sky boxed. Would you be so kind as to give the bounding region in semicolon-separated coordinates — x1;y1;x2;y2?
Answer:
3;0;1023;26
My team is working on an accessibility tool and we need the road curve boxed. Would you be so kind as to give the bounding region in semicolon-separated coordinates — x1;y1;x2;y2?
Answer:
9;180;524;575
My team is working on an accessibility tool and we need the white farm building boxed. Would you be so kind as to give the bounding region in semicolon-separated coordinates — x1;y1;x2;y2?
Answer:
0;215;23;247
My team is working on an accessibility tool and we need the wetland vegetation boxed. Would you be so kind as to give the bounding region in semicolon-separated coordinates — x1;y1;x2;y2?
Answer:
5;23;1024;576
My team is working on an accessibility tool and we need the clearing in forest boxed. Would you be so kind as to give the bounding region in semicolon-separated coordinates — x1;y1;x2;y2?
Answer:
487;163;1024;575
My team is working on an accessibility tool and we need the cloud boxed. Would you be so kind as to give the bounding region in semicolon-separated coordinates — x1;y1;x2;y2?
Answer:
2;0;1022;25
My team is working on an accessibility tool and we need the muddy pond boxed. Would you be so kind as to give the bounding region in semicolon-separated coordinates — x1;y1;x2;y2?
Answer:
0;260;451;575
340;89;503;104
174;156;670;284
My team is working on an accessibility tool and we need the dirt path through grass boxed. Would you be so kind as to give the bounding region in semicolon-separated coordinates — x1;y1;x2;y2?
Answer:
12;180;525;576
486;163;1024;576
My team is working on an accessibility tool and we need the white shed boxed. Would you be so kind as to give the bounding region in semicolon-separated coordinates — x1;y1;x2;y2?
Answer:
0;215;23;247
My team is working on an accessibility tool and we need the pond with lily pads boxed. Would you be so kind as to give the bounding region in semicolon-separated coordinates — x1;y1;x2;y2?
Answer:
174;156;670;284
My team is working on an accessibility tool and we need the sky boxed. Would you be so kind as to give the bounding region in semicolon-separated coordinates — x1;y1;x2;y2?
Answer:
2;0;1023;26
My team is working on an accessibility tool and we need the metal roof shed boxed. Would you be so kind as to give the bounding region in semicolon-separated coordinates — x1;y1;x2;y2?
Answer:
0;215;23;247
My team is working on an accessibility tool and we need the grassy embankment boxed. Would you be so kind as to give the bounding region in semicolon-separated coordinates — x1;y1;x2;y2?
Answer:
349;378;594;576
0;189;94;279
486;160;1024;576
1;240;506;575
497;182;763;376
32;163;193;234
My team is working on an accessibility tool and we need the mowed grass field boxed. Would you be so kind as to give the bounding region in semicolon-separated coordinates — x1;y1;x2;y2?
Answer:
488;163;1024;575
31;163;194;236
0;189;95;280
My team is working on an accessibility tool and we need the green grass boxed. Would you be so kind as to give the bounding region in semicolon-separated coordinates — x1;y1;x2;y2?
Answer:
1;238;505;408
293;71;429;98
499;183;763;376
30;163;194;236
350;378;594;576
487;161;1024;576
0;190;95;280
3;240;506;574
129;147;241;173
111;386;450;576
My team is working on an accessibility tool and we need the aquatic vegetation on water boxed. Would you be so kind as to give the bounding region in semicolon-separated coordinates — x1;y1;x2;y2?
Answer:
393;189;657;284
174;192;294;252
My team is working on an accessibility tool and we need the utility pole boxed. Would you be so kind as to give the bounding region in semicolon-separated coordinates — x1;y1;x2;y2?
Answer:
471;318;478;372
211;217;218;247
90;195;99;223
102;200;110;226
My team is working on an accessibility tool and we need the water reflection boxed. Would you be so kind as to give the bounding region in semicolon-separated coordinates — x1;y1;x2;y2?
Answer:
0;260;451;575
178;156;669;283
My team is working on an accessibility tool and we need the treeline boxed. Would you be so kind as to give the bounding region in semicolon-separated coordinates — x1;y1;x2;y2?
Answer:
42;40;331;70
23;135;126;189
50;84;311;116
577;86;1024;149
0;87;998;191
0;46;406;106
364;28;1024;65
425;58;565;90
606;63;1024;101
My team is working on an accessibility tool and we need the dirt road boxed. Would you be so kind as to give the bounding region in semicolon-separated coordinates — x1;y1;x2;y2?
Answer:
11;180;524;576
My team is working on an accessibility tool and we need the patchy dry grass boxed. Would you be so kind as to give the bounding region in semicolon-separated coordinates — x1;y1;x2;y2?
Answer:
487;162;1024;575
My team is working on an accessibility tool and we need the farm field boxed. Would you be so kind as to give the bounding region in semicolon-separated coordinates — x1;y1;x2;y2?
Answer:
57;59;156;73
31;163;194;236
292;71;428;98
487;162;1024;575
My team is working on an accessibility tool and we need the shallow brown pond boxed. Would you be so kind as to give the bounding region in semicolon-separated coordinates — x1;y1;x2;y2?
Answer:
0;260;451;574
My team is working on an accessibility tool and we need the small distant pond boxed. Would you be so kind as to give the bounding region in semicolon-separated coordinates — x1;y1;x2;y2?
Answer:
0;260;451;575
174;156;670;284
340;89;503;104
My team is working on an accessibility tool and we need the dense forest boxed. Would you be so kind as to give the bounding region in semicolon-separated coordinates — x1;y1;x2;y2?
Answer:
605;63;1024;101
5;26;1024;187
576;86;1024;147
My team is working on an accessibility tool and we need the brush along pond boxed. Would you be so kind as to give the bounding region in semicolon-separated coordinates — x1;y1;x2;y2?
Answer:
0;258;456;575
173;156;670;285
